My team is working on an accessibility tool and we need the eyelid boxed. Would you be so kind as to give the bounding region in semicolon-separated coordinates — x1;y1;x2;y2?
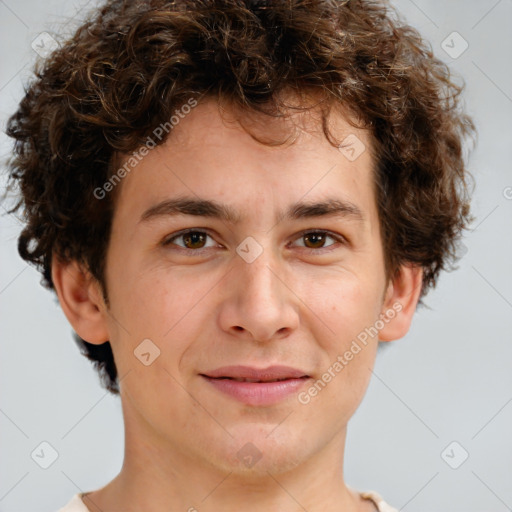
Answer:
292;228;348;247
161;227;347;252
161;227;220;249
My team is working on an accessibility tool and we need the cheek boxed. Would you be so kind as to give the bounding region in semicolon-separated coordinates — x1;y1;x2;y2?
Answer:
301;272;381;409
306;269;383;347
105;265;220;385
107;261;203;335
106;273;204;421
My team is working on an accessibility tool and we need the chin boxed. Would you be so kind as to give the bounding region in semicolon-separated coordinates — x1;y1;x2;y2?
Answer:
205;423;314;477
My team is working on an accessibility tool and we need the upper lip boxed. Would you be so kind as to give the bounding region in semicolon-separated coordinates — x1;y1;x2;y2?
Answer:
201;365;310;382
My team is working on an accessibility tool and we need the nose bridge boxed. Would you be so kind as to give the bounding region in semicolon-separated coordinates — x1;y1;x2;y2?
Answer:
239;243;281;305
220;237;299;341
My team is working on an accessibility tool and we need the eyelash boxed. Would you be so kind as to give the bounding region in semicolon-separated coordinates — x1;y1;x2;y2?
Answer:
161;228;347;255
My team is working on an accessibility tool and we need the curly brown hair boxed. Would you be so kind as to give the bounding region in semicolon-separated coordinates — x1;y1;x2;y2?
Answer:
4;0;476;395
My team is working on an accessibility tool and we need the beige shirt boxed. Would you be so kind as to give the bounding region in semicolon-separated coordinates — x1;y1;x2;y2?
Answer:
58;490;399;511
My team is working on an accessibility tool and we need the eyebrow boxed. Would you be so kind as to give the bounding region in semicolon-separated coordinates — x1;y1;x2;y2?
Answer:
139;196;365;225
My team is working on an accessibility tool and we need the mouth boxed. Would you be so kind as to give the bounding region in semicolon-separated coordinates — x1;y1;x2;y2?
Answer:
200;365;311;406
201;364;310;381
208;376;304;383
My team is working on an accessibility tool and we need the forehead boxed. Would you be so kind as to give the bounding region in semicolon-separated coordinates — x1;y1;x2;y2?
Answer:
167;96;371;166
112;96;378;232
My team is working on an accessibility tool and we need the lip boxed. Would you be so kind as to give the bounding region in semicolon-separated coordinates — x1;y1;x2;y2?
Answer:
200;365;311;406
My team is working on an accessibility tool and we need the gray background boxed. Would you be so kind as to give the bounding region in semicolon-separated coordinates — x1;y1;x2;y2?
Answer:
1;0;511;510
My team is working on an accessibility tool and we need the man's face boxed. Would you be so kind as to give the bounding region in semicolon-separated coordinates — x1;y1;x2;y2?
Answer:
101;97;391;474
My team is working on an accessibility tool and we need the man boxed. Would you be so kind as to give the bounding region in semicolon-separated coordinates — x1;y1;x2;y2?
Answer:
5;0;475;510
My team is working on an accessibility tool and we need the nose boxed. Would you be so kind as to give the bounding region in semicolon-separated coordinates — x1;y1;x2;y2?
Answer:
217;245;300;343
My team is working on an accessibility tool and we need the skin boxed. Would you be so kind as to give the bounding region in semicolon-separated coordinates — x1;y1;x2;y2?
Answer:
52;95;423;512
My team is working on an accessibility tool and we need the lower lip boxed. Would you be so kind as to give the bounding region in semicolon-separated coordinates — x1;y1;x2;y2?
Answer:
202;376;310;406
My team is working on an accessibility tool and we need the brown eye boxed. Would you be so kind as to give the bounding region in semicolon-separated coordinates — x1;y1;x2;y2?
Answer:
181;231;207;249
303;232;328;249
292;230;346;252
163;229;216;251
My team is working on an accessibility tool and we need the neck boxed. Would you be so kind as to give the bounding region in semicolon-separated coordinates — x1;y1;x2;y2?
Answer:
81;396;371;512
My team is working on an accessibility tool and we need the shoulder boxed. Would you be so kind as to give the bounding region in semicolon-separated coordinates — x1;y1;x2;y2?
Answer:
56;493;90;512
360;490;399;512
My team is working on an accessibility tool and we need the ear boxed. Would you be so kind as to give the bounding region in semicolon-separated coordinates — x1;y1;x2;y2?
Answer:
378;263;423;342
51;255;110;344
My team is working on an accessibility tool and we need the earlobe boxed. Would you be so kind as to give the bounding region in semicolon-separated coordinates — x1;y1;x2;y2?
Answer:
378;263;423;342
51;255;110;344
